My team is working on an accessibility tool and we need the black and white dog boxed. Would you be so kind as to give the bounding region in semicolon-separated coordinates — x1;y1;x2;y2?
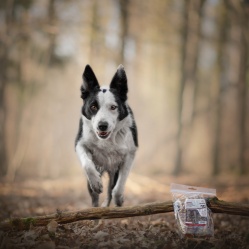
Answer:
75;65;138;207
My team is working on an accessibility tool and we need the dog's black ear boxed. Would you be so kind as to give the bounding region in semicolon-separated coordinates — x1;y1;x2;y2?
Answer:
110;65;128;102
81;65;100;99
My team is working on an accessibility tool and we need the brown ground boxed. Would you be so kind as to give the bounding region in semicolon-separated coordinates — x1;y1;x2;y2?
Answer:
0;174;249;249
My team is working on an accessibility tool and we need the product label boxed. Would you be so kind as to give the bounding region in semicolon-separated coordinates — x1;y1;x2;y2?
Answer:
184;198;208;226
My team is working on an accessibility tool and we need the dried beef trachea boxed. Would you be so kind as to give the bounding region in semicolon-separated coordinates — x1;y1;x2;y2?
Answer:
170;183;216;238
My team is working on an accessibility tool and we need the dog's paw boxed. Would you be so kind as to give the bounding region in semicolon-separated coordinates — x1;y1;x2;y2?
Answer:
89;177;103;194
87;169;103;194
113;191;124;207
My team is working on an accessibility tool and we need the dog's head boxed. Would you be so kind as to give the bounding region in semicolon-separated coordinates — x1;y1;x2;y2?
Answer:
80;65;129;140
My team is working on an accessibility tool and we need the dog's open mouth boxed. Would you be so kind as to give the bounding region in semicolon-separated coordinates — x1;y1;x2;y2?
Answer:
97;131;110;139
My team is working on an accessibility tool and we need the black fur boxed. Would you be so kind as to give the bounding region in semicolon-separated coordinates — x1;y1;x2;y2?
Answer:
128;107;138;147
81;92;99;120
109;88;129;121
110;66;128;102
80;65;101;120
81;65;100;100
75;117;83;147
109;66;129;121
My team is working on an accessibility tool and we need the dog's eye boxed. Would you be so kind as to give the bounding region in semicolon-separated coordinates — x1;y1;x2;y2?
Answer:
110;105;117;110
90;105;98;111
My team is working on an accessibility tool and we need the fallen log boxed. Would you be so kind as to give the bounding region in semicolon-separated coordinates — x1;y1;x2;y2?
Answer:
0;197;248;231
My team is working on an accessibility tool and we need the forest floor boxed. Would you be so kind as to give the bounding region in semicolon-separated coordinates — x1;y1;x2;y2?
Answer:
0;173;249;249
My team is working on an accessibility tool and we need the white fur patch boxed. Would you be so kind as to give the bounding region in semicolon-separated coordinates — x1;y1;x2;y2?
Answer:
91;87;119;139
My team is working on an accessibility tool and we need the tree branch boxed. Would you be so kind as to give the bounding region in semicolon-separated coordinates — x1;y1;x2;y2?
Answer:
0;197;248;231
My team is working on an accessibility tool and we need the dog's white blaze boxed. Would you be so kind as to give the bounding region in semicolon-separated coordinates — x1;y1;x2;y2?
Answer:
92;87;119;137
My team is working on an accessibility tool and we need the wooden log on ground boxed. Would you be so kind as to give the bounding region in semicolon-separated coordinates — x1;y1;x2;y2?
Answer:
207;197;249;216
0;197;248;231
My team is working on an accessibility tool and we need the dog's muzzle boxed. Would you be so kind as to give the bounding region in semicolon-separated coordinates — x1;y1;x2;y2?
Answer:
97;121;110;139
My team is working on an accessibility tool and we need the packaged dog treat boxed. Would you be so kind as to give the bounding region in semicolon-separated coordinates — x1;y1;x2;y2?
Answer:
170;183;216;238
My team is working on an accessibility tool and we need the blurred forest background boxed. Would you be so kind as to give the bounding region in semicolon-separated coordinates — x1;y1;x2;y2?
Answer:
0;0;249;182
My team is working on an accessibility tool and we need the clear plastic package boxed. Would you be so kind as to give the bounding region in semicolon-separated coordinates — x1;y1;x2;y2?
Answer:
170;183;216;238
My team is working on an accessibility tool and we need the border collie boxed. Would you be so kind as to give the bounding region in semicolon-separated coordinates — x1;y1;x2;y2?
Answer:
75;65;138;207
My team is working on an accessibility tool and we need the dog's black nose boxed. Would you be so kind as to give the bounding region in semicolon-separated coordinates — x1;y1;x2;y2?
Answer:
98;122;108;131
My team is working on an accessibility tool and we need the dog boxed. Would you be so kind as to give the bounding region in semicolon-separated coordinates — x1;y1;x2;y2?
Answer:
75;64;138;207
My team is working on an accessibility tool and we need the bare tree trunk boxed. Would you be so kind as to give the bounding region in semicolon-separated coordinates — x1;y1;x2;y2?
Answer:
237;2;248;175
0;0;14;177
173;0;190;176
47;0;57;65
6;2;33;181
212;2;229;176
190;0;206;122
173;0;206;175
118;0;129;64
88;0;98;65
0;50;8;177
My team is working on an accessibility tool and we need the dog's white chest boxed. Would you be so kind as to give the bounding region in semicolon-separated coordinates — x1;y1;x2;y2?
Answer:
90;140;127;173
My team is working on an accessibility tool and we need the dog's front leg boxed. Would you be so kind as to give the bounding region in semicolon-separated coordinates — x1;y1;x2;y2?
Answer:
76;144;103;195
112;153;135;206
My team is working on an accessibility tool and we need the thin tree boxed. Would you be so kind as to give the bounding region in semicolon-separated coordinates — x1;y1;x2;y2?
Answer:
118;0;130;65
212;2;229;176
0;46;8;177
173;0;206;175
237;1;248;175
190;0;206;122
0;1;13;177
88;0;98;65
173;0;190;176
